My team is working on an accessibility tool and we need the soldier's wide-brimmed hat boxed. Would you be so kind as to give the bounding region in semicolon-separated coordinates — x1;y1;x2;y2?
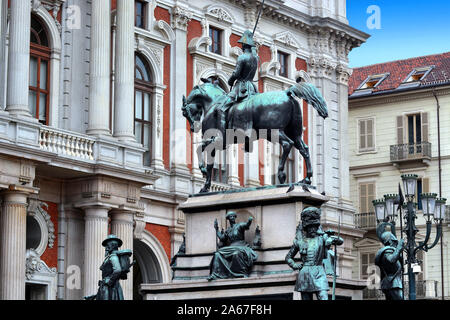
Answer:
301;207;321;227
102;234;123;247
237;30;256;47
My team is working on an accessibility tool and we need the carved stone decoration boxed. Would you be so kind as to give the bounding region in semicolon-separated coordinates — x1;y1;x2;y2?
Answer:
308;56;337;79
25;249;57;280
133;212;146;240
156;96;162;138
206;6;234;24
171;5;193;31
274;31;301;49
336;64;353;86
27;199;56;253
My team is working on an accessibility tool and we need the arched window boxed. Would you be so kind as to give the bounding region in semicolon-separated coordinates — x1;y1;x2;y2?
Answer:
29;15;50;125
135;54;153;165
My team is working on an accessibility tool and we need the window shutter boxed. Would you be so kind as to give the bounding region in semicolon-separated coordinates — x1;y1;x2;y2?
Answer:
421;112;429;142
367;119;374;149
368;183;375;209
359;184;367;213
359;120;366;150
397;116;404;144
422;177;430;193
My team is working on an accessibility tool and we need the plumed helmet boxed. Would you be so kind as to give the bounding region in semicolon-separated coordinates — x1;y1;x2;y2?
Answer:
301;207;321;228
237;30;256;47
380;231;398;246
102;234;123;248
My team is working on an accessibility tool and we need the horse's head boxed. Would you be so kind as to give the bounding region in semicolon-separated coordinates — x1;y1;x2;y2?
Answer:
296;82;328;119
182;95;202;133
181;82;226;132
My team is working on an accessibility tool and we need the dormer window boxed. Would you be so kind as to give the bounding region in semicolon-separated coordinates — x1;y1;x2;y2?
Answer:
404;66;434;83
358;73;388;90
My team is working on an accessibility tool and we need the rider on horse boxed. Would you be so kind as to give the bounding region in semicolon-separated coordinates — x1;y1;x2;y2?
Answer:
217;30;259;144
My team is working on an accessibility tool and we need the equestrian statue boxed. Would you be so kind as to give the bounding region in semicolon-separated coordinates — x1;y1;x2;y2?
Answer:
181;30;328;193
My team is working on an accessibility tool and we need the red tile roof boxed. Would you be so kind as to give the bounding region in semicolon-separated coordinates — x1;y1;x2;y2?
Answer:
348;52;450;96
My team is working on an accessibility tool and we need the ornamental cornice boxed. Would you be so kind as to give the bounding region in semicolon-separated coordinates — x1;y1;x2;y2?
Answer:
349;87;450;108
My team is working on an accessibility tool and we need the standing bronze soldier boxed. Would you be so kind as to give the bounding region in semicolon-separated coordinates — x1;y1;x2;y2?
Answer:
285;207;343;300
375;231;404;300
85;234;133;300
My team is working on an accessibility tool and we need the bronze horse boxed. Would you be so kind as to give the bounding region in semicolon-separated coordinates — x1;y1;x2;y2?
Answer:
182;79;328;193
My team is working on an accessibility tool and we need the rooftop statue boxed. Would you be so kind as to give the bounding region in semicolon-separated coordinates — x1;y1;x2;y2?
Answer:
208;211;258;280
285;207;343;300
182;29;328;193
84;234;134;300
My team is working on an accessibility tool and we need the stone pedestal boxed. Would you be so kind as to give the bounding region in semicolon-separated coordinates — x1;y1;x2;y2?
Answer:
140;185;366;299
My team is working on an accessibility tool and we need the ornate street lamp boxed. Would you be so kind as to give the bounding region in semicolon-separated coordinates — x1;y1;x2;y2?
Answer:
373;175;444;300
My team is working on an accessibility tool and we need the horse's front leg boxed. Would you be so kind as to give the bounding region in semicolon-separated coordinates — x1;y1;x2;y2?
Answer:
197;139;213;178
199;148;216;193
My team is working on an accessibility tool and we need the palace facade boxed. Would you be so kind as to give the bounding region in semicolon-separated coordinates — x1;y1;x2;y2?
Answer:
0;0;367;299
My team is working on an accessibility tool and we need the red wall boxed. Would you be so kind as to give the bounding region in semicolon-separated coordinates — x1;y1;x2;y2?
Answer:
145;223;171;260
39;201;58;269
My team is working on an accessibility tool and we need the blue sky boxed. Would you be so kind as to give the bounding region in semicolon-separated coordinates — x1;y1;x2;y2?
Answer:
347;0;450;67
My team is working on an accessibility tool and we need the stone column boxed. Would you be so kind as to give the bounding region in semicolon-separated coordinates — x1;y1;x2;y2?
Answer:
64;208;85;300
151;85;166;170
246;140;260;187
5;0;32;117
87;0;111;136
83;206;109;297
0;0;8;109
113;0;135;142
227;144;241;186
110;209;134;300
0;191;28;300
170;6;192;172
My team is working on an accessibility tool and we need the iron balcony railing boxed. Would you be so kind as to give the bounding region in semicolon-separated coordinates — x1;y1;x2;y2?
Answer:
390;142;431;162
355;212;377;229
363;280;439;300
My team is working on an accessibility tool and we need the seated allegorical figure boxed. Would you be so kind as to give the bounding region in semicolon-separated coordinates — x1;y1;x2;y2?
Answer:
208;211;258;281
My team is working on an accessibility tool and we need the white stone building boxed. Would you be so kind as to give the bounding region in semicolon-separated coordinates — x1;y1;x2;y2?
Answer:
0;0;368;300
348;52;450;299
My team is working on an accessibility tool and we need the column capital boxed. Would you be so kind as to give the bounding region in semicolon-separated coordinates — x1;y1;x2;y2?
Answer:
171;5;193;31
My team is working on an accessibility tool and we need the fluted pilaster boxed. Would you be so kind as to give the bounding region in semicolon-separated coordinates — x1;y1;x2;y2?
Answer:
87;0;111;136
6;0;32;117
0;191;28;299
113;0;135;141
110;210;134;300
83;206;109;297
